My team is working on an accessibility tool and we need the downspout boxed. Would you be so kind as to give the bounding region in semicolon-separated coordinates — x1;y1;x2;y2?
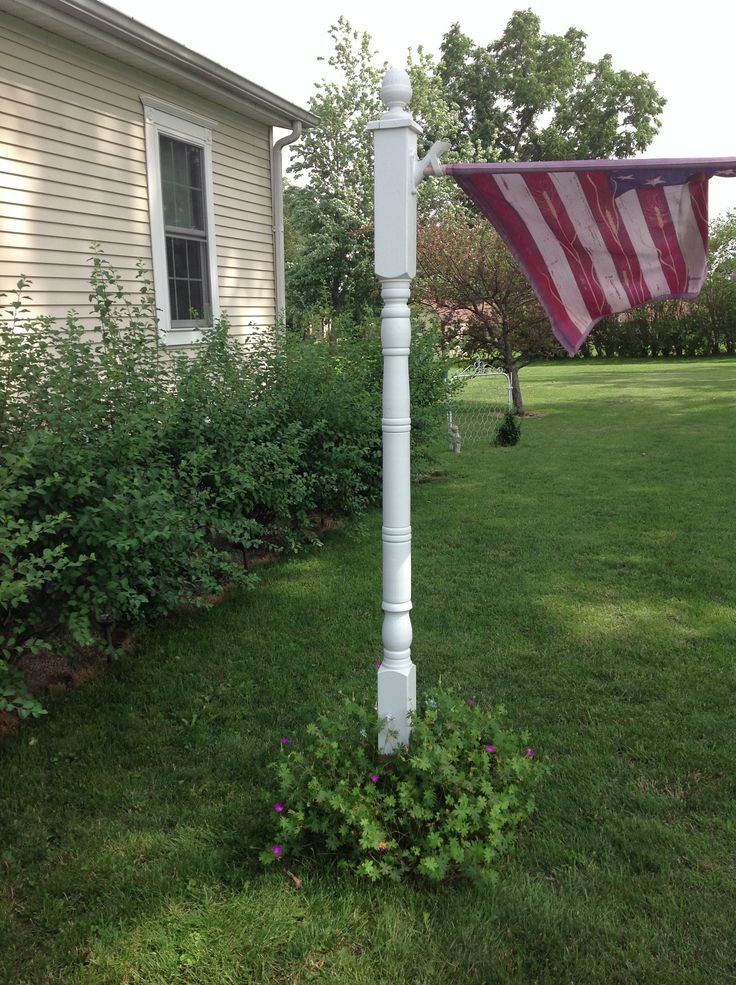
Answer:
272;122;302;334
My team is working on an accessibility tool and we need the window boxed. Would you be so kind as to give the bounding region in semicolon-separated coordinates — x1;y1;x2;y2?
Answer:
142;99;219;344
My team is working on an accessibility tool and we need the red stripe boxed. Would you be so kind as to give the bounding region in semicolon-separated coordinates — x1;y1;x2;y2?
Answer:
460;172;586;352
636;185;688;294
577;172;651;307
523;172;610;318
689;177;708;252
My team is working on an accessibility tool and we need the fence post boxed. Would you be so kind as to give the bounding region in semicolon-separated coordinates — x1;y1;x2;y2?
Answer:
368;68;421;751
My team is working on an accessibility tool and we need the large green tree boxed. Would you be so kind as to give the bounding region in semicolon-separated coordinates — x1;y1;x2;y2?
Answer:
286;13;666;337
438;12;665;161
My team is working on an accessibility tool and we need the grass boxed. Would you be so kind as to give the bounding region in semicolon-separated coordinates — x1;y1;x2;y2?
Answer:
1;358;735;984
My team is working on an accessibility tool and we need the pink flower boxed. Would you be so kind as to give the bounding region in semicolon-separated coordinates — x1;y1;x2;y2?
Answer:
271;844;282;857
525;748;536;758
369;774;379;784
279;737;289;746
467;698;477;707
273;802;284;813
484;745;496;754
373;661;382;669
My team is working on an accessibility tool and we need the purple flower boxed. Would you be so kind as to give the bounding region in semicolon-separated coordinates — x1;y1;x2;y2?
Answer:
373;661;382;669
273;802;284;813
467;698;477;707
484;744;496;754
279;737;289;746
271;844;282;857
525;748;536;758
369;774;379;784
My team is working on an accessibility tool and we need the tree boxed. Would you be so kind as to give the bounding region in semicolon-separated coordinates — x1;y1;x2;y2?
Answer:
438;13;666;161
415;217;561;413
708;210;736;279
285;19;383;334
697;211;736;355
286;13;666;350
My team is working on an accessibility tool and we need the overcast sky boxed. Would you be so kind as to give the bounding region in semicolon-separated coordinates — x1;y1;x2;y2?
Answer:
113;0;736;219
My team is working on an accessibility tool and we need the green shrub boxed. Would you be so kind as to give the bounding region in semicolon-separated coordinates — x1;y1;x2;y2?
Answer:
166;323;312;560
262;687;545;885
1;258;238;654
1;253;453;720
494;410;521;447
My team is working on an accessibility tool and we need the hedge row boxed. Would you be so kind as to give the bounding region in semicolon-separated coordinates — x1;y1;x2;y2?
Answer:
0;254;449;717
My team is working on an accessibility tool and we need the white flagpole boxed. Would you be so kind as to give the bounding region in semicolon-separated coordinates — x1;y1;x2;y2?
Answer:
368;68;448;751
368;68;419;752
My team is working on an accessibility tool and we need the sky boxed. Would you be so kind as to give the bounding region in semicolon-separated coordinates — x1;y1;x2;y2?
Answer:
112;0;736;220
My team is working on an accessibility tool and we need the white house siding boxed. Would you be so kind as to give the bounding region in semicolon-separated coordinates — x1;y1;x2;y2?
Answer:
0;10;276;340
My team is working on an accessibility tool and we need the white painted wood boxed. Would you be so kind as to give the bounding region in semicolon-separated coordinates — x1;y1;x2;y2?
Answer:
368;68;420;752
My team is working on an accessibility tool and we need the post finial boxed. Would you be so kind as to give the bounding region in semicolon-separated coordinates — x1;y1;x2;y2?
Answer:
380;66;412;113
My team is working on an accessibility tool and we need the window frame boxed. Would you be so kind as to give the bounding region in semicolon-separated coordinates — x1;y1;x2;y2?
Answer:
142;98;220;345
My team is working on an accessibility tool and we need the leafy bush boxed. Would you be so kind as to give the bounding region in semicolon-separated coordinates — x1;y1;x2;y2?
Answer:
263;688;545;885
1;253;453;718
494;410;521;447
1;258;236;652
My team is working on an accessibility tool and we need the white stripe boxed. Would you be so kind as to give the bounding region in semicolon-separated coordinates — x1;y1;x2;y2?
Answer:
494;173;590;332
550;173;631;313
614;190;670;298
664;184;707;292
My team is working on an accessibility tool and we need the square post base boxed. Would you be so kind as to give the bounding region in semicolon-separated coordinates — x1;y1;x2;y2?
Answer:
377;661;416;753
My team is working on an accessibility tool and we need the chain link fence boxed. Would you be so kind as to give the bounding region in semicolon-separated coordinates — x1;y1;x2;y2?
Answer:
447;361;513;450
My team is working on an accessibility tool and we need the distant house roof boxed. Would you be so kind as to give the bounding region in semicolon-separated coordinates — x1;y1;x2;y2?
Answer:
1;0;320;130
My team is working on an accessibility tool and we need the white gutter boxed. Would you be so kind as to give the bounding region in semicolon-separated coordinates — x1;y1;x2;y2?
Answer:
272;122;303;332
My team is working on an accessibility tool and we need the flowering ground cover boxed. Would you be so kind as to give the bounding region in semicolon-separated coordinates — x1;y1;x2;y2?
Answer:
1;358;734;984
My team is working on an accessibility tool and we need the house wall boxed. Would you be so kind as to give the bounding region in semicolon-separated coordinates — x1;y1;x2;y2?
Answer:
0;10;276;340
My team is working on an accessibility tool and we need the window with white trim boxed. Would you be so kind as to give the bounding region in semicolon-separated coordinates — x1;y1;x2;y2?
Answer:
142;99;220;345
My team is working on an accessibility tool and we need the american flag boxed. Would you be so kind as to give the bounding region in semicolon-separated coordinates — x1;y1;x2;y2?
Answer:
445;159;736;355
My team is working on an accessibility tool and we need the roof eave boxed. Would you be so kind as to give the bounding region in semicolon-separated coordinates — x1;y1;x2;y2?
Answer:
1;0;319;129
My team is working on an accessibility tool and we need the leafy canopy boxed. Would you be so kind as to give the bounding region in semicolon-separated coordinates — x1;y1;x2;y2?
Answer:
438;12;666;161
286;13;666;331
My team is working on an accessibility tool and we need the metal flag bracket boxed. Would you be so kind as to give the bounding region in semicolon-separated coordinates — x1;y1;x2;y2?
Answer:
414;140;451;186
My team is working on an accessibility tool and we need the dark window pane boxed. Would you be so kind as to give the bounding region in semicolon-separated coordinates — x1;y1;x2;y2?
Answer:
172;237;189;279
191;189;204;231
174;185;192;229
167;277;177;319
172;139;188;185
186;239;202;280
165;237;210;323
159;135;205;232
188;277;204;318
162;179;176;226
160;136;174;183
188;145;203;188
175;279;190;321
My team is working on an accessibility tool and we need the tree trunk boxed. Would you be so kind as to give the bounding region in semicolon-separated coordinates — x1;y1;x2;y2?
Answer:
511;365;524;415
501;321;524;415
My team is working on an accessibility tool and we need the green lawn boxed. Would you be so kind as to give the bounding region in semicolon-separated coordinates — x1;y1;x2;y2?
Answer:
2;358;735;984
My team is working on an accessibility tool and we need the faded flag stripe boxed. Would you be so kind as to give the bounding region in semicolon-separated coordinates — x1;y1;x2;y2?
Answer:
637;186;688;295
523;172;609;317
446;158;736;354
664;184;707;292
550;172;631;313
578;171;650;308
461;172;586;349
611;186;671;299
493;173;591;333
